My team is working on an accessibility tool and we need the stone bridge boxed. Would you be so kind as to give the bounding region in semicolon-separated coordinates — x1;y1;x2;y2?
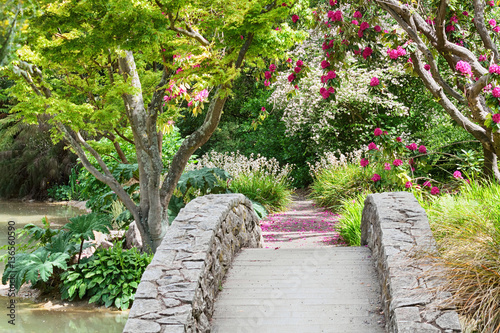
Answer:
123;192;462;333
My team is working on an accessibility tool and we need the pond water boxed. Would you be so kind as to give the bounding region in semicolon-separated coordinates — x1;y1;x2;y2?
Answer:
0;200;128;333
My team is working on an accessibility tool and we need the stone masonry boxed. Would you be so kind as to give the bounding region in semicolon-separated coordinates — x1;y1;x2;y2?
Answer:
123;194;263;333
361;191;462;333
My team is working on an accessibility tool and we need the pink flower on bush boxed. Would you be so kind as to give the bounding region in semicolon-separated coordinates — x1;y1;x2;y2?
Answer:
384;163;391;170
329;0;337;5
360;22;370;31
265;71;272;79
431;187;440;195
326;71;336;79
492;113;500;123
424;64;431;71
286;58;292;63
360;158;369;167
405;181;412;188
261;107;266;112
489;19;497;27
354;11;362;18
494;26;500;33
371;174;381;182
418;145;427;154
493;87;500;98
396;137;402;142
463;11;468;16
370;77;380;86
479;54;487;62
406;143;418;151
374;25;381;32
488;0;494;6
446;25;455;32
368;142;378;150
194;89;209;102
321;60;331;69
450;15;458;24
362;47;373;59
269;64;277;72
423;181;431;187
292;15;299;23
397;46;406;57
351;19;359;25
374;128;383;136
453;170;463;179
456;60;472;75
294;66;301;73
287;74;295;82
296;60;304;67
393;159;403;166
264;80;270;87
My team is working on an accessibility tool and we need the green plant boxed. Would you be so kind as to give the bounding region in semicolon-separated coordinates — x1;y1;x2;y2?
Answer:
60;242;152;310
335;193;367;246
426;181;500;332
310;162;368;211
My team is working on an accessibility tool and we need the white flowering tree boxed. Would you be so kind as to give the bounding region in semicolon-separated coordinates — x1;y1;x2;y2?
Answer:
310;0;500;181
4;0;308;252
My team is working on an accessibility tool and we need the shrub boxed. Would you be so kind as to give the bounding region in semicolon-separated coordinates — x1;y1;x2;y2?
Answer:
189;151;294;213
60;242;152;310
335;193;367;246
426;181;500;332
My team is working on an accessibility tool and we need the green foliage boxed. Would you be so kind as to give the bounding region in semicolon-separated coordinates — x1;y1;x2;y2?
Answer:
60;242;152;310
335;193;367;246
310;162;368;212
250;199;268;219
425;181;500;332
168;167;230;221
230;170;293;213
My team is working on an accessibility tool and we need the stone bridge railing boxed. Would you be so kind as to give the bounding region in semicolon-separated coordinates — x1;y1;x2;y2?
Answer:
123;194;262;333
361;191;462;333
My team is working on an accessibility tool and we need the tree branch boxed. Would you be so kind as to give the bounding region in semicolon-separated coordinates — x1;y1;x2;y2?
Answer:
474;0;500;63
166;12;210;46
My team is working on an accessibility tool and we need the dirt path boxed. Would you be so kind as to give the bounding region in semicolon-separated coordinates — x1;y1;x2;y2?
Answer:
260;194;345;249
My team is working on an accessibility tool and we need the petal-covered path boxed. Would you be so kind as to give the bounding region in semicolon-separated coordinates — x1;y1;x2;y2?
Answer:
260;195;345;249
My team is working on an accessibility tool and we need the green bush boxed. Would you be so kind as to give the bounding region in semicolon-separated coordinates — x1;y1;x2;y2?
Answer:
60;242;152;310
425;181;500;332
335;193;367;246
310;162;368;212
230;170;292;213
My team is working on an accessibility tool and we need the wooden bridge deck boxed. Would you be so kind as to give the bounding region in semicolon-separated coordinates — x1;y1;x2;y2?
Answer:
211;247;386;333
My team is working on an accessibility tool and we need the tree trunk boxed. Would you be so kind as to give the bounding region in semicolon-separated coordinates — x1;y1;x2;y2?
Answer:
482;144;500;182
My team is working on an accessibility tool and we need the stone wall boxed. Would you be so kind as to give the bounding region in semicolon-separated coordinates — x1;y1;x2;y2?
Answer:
123;194;263;333
361;191;462;333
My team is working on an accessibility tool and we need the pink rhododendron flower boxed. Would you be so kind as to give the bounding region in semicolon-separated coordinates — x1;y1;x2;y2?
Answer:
393;159;403;166
383;131;388;135
360;22;370;31
423;181;431;187
488;0;494;6
371;174;381;182
287;58;292;63
374;25;381;32
405;181;412;188
463;11;468;16
351;19;359;25
396;46;406;57
358;30;364;38
282;2;287;6
453;170;463;179
388;49;399;59
479;54;487;62
424;64;431;71
456;60;472;75
354;49;361;55
445;25;455;32
353;11;362;18
406;143;418;151
384;163;391;170
450;15;458;23
294;66;301;73
321;60;331;69
374;128;383;136
296;60;304;67
362;47;373;59
396;137;402;142
326;71;336;79
370;77;380;86
493;87;500;98
265;71;272;79
368;142;378;150
360;158;369;167
264;80;270;87
269;64;277;72
492;113;500;123
418;145;427;154
261;107;266;112
333;10;343;21
494;26;500;33
490;19;497;26
431;187;440;195
484;84;492;92
489;64;500;74
329;0;337;5
292;15;299;23
288;74;295;82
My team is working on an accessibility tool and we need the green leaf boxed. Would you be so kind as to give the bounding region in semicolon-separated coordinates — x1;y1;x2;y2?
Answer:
79;283;87;299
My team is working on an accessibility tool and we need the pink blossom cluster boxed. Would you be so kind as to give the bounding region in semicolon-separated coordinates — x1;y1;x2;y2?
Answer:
492;87;500;98
362;46;373;59
369;77;380;86
406;143;418;151
492;113;500;123
360;158;369;167
489;64;500;74
368;142;378;150
453;170;463;179
387;46;406;60
358;21;370;38
329;0;337;5
371;174;381;182
327;10;343;22
374;127;383;136
291;14;299;23
479;54;487;62
163;82;186;103
322;39;335;50
353;11;362;18
456;60;472;76
320;86;335;99
321;70;337;83
488;0;494;7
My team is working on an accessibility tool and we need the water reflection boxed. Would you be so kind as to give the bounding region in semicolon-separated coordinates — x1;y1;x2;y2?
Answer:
0;201;128;332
